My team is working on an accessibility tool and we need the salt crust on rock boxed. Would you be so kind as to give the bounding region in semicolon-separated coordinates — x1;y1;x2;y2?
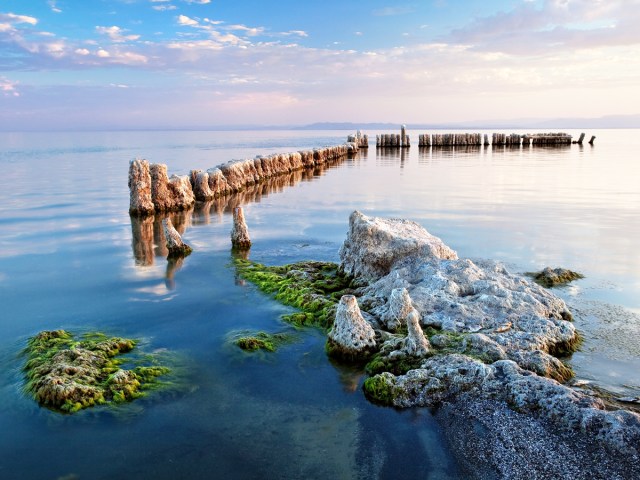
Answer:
327;295;376;359
342;211;640;459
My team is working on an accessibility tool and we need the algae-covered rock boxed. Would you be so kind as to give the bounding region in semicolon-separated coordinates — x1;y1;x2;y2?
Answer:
529;267;584;288
233;331;297;352
234;259;355;329
23;330;170;413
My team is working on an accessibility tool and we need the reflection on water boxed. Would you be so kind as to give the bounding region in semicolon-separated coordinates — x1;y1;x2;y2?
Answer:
1;129;639;480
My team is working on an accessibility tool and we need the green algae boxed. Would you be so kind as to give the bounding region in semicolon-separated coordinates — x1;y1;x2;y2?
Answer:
234;259;356;329
362;374;397;405
234;331;297;352
23;330;172;414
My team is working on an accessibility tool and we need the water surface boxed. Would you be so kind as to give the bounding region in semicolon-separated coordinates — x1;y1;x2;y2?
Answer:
1;128;638;479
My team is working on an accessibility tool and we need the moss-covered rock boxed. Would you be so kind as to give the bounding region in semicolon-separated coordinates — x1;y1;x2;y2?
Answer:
23;330;170;413
528;267;584;288
362;372;399;405
234;259;356;329
234;331;296;352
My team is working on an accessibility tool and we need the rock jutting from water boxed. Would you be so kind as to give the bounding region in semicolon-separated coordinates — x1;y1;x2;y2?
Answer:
128;143;360;215
334;211;639;459
529;266;584;288
326;295;377;361
231;206;251;250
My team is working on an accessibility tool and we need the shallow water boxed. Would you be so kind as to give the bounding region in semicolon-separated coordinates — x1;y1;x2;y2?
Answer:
0;128;639;478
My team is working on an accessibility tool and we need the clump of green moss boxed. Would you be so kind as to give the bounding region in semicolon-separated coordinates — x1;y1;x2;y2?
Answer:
234;331;296;352
528;267;584;288
234;259;355;329
362;373;398;405
365;353;427;376
23;330;171;414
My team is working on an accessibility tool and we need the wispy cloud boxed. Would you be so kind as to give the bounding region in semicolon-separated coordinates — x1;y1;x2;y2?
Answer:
0;12;38;27
96;25;141;43
48;0;62;13
449;0;640;54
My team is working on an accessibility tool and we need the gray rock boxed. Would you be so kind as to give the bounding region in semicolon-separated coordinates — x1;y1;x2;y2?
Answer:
381;287;414;331
339;210;457;282
327;295;377;361
403;309;430;356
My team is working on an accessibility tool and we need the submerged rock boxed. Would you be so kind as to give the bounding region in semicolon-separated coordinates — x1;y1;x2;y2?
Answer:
327;295;377;361
530;267;584;288
23;330;170;413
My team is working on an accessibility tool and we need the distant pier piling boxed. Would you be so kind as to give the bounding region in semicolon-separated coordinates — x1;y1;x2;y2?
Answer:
415;132;575;147
376;125;411;148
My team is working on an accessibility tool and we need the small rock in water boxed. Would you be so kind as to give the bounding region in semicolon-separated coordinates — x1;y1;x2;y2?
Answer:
530;267;584;288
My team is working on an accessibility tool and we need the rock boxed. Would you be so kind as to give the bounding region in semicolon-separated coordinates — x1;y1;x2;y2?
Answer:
343;212;578;365
168;174;195;209
403;309;431;356
128;159;155;216
23;330;169;413
339;211;458;281
327;295;377;361
381;287;414;331
230;206;251;250
530;267;584;288
162;217;192;257
364;353;640;457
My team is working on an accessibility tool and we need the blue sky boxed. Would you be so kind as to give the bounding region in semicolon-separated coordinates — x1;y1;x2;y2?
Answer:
1;0;639;129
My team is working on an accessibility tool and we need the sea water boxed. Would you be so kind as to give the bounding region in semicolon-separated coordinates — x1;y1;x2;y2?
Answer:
0;128;638;479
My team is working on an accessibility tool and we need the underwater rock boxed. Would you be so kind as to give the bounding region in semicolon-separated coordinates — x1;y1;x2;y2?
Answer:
162;217;192;257
23;330;169;413
231;206;251;250
530;267;584;288
128;159;155;216
339;210;457;281
327;295;377;361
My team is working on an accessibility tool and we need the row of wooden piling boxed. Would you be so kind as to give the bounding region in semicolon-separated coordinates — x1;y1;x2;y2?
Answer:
129;143;359;216
416;132;576;147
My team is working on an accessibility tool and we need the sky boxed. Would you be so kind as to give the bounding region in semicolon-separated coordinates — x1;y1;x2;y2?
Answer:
1;0;639;130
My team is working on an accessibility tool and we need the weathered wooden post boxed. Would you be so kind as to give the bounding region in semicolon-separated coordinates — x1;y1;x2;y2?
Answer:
231;206;251;250
162;217;192;257
574;133;586;145
588;135;596;145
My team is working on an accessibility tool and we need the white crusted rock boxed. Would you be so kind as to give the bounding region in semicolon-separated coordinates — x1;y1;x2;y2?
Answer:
381;287;414;331
403;309;431;356
339;211;457;282
231;207;251;250
327;295;377;361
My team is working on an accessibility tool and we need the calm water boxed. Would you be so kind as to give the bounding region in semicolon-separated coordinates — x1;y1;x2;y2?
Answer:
0;128;639;479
